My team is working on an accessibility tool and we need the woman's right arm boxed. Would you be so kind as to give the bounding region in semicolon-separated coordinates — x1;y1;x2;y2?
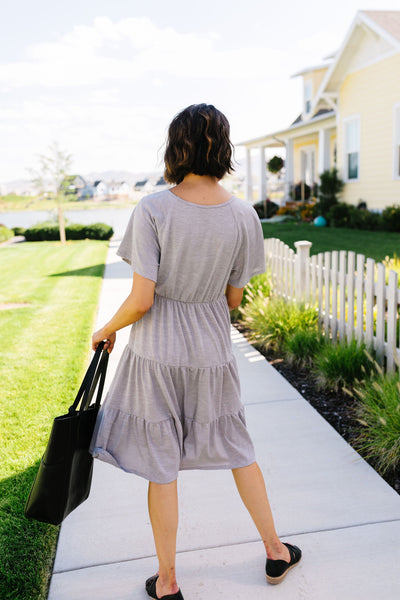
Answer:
92;272;156;352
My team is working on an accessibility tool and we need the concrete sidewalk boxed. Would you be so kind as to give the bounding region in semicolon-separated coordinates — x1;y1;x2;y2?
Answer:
48;240;400;600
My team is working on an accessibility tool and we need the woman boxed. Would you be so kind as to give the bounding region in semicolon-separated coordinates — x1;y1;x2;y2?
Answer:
90;104;301;599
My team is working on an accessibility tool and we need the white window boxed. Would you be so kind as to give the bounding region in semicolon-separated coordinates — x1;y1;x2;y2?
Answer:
344;116;360;181
394;103;400;180
304;81;312;114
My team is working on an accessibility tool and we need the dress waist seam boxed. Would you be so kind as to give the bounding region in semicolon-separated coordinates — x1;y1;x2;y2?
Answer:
154;292;226;305
125;345;235;370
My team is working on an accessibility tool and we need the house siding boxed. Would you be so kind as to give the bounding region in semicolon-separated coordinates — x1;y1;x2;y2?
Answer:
337;52;400;209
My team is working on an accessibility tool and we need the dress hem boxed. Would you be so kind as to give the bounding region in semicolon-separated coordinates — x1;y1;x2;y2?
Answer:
92;448;256;484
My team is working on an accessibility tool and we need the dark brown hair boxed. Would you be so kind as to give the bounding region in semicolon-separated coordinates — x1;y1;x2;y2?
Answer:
164;104;234;184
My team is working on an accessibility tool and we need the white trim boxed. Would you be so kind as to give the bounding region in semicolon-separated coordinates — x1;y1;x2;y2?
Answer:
343;114;361;182
312;10;400;111
393;102;400;180
238;111;336;148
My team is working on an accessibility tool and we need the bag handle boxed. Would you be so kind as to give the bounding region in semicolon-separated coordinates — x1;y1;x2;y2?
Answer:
68;342;108;414
81;349;109;412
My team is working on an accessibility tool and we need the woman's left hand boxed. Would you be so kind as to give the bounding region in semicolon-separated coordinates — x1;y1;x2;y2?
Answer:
92;328;116;353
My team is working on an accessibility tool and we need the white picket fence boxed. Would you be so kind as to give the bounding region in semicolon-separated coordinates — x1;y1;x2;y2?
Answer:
264;238;400;371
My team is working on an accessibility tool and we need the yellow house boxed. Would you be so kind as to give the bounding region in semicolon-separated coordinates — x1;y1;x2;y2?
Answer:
240;10;400;210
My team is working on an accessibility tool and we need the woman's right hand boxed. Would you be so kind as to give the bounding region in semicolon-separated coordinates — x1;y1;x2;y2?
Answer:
92;328;116;354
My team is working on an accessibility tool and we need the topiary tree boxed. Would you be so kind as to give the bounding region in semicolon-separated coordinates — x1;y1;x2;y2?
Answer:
314;168;344;218
267;155;284;174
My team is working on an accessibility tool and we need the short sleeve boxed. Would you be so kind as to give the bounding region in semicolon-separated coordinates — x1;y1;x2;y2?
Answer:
116;200;160;282
228;207;266;288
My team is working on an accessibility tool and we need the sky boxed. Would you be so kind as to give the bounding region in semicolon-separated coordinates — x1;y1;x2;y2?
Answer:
1;0;400;183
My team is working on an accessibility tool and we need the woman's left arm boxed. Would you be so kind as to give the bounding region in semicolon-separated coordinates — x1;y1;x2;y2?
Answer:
92;272;156;352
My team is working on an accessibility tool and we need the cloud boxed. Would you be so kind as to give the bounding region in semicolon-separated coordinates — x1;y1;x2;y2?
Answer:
0;15;300;179
0;16;288;88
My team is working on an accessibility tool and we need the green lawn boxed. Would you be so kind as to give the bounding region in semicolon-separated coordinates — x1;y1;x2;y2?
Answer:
0;240;108;600
261;221;400;262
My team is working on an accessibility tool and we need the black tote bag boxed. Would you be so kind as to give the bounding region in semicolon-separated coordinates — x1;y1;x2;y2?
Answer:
24;342;109;525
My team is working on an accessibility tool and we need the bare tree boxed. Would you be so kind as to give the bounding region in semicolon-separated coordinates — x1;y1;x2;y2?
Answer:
30;142;73;244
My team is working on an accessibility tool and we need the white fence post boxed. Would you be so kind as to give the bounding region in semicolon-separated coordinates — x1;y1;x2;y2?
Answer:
294;241;312;302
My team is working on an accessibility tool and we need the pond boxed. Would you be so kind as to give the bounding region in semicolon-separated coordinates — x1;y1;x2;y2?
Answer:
0;208;135;238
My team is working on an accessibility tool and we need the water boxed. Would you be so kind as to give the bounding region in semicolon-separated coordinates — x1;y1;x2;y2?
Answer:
0;207;135;238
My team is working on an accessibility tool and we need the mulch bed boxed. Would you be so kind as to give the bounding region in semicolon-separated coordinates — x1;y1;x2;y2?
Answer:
233;323;400;496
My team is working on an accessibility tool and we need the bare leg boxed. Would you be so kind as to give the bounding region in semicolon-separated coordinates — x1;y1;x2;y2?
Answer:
232;462;290;561
148;480;180;597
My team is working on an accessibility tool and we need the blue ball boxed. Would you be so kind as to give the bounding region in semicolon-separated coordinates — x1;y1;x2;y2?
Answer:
314;216;327;227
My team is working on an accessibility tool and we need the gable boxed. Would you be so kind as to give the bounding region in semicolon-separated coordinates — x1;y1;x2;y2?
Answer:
315;10;400;109
325;23;396;94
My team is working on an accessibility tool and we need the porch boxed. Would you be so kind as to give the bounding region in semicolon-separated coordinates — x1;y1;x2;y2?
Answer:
241;112;337;205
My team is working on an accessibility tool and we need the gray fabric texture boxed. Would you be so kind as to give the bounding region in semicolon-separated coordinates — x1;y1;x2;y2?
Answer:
90;189;266;483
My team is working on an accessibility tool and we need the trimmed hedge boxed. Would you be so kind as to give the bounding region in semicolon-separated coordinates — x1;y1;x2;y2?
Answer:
0;224;14;243
24;222;113;241
326;203;400;232
12;226;26;236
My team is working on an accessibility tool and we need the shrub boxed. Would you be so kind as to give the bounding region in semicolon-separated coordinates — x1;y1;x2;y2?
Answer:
283;327;325;367
314;168;344;218
23;222;114;241
230;272;272;322
382;254;400;281
313;339;375;391
381;205;400;232
12;226;26;236
292;182;311;201
326;203;383;231
352;365;400;475
252;199;279;219
347;207;382;231
0;225;14;243
327;202;351;228
241;297;319;353
86;223;113;240
24;222;60;241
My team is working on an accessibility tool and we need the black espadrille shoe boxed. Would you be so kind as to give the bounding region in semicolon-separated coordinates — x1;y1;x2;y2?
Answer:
145;574;184;600
265;542;302;584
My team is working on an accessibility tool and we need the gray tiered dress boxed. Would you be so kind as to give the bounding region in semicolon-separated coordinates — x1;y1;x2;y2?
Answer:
90;189;266;483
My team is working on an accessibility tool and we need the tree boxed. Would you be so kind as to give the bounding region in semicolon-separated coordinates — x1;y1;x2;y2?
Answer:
30;142;73;244
314;168;344;218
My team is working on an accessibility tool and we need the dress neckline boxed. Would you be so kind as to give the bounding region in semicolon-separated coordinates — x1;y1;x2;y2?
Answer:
166;189;234;208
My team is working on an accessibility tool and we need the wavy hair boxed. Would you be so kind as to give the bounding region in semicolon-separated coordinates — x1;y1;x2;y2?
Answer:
164;104;234;184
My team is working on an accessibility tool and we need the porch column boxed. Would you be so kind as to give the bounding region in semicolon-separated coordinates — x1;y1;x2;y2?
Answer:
284;139;294;200
245;148;253;202
318;128;331;176
258;146;267;201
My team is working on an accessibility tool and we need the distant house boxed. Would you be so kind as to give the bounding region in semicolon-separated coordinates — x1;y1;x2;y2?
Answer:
155;176;168;190
134;179;148;191
240;10;400;210
93;180;109;199
144;175;170;194
107;181;132;198
78;183;95;200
